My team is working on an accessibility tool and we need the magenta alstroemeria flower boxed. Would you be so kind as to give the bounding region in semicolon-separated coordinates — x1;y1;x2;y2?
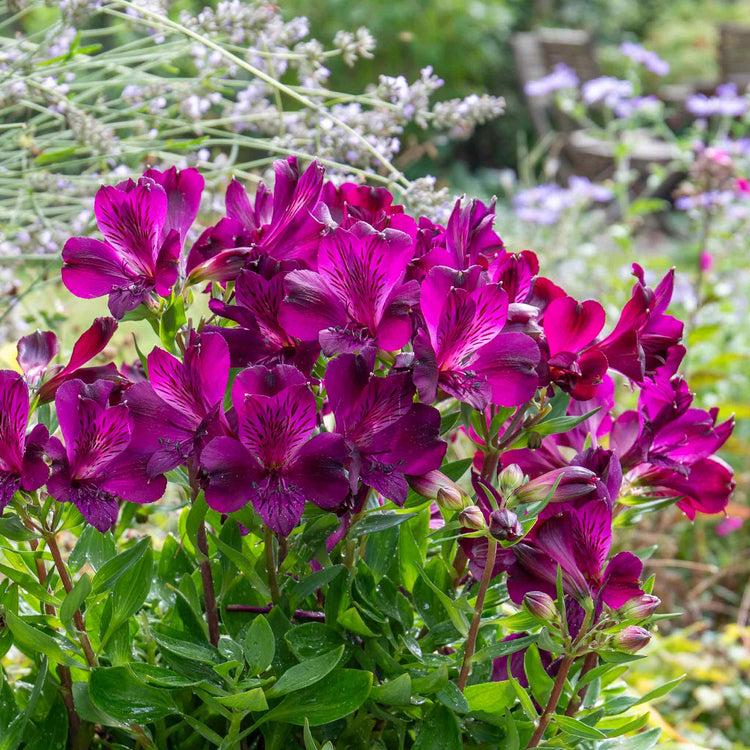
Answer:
317;182;418;238
611;371;734;517
413;266;540;408
206;266;320;373
186;157;325;283
62;169;203;318
47;379;167;532
123;331;230;478
418;197;504;272
200;364;349;535
324;351;446;504
32;317;120;403
507;499;644;610
279;222;419;355
0;372;50;512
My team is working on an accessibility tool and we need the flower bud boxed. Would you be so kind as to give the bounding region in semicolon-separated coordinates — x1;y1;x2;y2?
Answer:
498;463;525;496
408;470;468;510
613;625;651;653
459;505;486;531
618;594;660;620
489;508;523;541
513;466;597;504
524;591;557;621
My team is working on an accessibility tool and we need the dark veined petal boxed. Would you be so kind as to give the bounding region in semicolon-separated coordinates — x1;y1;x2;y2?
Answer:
250;474;308;536
570;499;612;585
231;364;307;406
152;230;181;297
225;178;259;231
237;385;317;468
69;484;121;533
286;431;350;511
600;551;644;608
100;452;168;505
62;237;133;298
17;331;59;385
473;332;540;407
20;424;50;493
279;268;348;341
201;436;264;514
55;379;132;480
543;297;605;356
144;166;204;247
94;180;167;273
0;371;29;473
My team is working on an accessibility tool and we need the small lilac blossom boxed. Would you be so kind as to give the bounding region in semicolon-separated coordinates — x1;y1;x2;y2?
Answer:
613;95;661;119
524;63;579;97
47;379;167;532
686;83;748;118
581;76;634;108
0;372;50;512
200;364;349;536
620;42;670;76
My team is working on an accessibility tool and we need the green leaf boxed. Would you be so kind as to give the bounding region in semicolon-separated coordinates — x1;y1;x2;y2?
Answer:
284;623;343;661
243;616;275;675
464;681;515;716
350;511;417;536
504;707;520;750
474;634;538;662
0;658;48;750
69;527;115;572
0;563;60;607
415;563;468;636
413;704;461;750
265;645;344;698
254;668;372;728
215;688;268;712
159;294;187;351
129;663;204;688
210;533;269;598
436;680;470;714
153;631;219;664
525;644;554;707
531;408;600;436
91;537;150;595
180;714;224;746
599;727;661;749
22;695;68;750
634;674;685;705
337;607;377;637
509;675;538;720
89;666;178;722
106;543;153;635
59;574;92;633
0;515;38;542
552;714;606;739
289;565;344;610
4;611;83;669
410;665;448;695
369;673;412;705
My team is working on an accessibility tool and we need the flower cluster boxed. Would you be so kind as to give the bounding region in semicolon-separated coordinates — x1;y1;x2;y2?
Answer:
513;177;614;225
0;158;729;553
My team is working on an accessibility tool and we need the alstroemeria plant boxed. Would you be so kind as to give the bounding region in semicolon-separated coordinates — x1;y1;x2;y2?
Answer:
0;158;735;750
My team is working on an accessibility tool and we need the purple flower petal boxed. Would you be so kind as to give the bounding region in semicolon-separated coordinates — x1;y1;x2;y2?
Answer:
601;551;643;608
201;436;265;514
543;297;605;356
144;166;204;246
61;237;132;298
17;331;58;385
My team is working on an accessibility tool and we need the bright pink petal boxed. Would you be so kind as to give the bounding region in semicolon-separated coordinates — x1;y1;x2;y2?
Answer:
62;237;132;298
544;297;605;355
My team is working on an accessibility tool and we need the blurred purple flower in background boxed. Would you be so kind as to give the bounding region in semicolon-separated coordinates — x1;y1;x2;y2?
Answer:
621;42;670;76
524;63;579;97
687;83;748;118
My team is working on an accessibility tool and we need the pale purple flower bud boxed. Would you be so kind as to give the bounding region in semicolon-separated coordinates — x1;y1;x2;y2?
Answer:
619;594;660;620
524;591;557;621
459;505;486;531
613;625;651;653
489;508;523;541
512;466;598;503
498;463;525;496
408;470;468;510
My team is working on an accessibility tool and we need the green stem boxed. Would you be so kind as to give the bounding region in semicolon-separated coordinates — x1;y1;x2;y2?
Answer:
457;536;497;691
526;654;575;748
265;527;280;603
